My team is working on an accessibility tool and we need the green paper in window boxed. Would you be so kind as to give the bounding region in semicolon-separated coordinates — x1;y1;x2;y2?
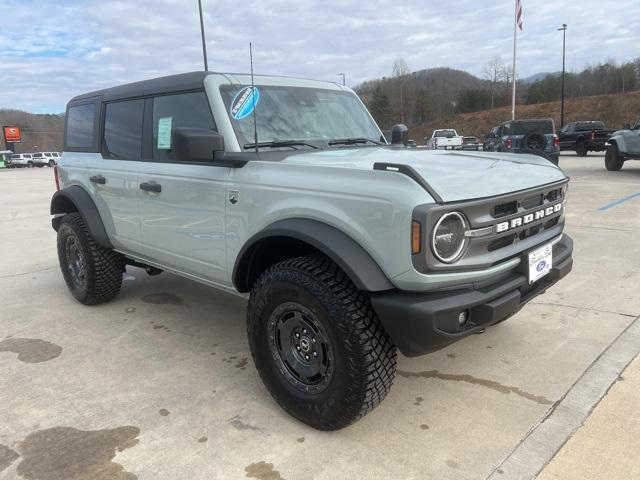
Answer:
157;117;172;149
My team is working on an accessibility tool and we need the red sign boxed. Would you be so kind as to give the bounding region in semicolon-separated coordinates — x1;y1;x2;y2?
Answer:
3;126;21;143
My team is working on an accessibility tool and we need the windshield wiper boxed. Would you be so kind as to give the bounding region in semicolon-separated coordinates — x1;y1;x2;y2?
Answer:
328;137;384;146
243;140;320;150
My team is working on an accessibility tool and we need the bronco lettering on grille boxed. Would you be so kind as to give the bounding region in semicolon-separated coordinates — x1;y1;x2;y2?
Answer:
495;203;562;233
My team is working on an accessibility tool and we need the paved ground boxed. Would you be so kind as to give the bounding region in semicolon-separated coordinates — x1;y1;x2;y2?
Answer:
0;154;638;480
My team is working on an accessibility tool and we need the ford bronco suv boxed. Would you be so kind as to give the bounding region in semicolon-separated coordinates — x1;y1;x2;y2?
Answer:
51;72;573;430
605;119;640;171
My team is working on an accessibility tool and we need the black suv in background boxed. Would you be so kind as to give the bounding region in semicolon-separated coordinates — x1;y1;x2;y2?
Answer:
486;119;560;164
557;121;614;156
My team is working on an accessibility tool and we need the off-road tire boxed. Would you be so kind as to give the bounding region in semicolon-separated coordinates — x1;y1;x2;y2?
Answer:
605;144;624;171
575;141;588;157
247;255;397;430
57;213;124;305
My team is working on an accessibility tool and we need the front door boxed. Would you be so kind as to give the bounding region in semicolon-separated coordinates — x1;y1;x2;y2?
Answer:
626;123;640;154
137;91;230;286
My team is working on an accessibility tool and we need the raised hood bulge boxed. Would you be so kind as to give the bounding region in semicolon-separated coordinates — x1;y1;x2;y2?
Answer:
282;148;568;202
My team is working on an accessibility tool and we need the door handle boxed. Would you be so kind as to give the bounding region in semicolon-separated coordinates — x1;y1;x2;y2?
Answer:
90;175;106;185
140;181;162;193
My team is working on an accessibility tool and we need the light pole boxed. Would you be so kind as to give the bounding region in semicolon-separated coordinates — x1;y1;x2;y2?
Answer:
558;24;567;128
198;0;208;71
338;73;346;86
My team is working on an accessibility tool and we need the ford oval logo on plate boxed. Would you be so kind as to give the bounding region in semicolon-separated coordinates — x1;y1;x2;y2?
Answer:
230;86;260;120
537;261;546;272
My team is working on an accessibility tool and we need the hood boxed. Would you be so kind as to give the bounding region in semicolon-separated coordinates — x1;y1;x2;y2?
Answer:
280;147;567;203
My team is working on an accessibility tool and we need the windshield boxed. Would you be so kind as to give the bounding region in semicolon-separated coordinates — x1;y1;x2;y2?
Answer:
220;85;381;149
434;130;456;138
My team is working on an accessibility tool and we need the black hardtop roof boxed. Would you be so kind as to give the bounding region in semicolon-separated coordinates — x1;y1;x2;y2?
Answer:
501;118;554;124
68;71;344;106
69;71;214;104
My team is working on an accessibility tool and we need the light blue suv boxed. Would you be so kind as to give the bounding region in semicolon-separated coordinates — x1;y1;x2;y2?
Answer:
51;72;573;429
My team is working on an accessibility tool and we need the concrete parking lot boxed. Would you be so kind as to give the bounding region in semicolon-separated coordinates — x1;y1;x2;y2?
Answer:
1;154;639;480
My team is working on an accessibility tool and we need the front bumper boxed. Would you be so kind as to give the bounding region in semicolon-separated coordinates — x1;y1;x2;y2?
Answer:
371;235;573;357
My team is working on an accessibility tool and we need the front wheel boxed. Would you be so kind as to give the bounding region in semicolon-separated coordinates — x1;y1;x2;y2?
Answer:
247;255;397;430
605;144;624;171
57;213;125;305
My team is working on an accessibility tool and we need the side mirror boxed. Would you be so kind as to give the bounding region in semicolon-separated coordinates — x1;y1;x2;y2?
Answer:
172;127;225;162
390;124;409;146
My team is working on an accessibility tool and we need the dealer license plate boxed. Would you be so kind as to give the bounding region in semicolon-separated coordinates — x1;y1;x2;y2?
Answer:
528;243;552;284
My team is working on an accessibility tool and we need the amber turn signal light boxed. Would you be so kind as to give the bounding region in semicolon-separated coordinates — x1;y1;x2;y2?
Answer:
411;220;422;254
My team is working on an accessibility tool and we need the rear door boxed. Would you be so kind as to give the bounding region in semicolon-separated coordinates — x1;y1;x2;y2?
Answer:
90;99;145;252
137;91;230;285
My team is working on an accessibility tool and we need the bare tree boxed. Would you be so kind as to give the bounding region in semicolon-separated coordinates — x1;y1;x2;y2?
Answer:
481;56;505;109
392;58;410;77
392;58;410;124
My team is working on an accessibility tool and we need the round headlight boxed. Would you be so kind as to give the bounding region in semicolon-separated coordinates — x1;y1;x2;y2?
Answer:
431;212;468;263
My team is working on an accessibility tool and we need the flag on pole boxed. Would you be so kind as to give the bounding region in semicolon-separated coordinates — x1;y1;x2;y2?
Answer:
516;0;523;31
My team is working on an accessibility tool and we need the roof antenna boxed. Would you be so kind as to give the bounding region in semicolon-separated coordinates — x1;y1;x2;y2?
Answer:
249;42;259;154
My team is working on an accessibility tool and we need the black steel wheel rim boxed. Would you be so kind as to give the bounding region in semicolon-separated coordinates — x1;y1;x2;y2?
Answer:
268;302;334;393
65;235;87;288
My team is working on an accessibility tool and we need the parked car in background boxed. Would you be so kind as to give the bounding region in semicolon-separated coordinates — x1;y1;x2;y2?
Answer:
557;121;614;156
31;153;50;167
425;129;463;150
461;136;482;151
604;119;640;171
492;119;560;164
483;126;500;151
6;153;34;168
42;152;60;166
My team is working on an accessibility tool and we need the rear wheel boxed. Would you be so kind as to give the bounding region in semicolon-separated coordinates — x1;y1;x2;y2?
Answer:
605;144;624;171
27;161;34;168
57;213;125;305
575;141;588;157
247;255;397;430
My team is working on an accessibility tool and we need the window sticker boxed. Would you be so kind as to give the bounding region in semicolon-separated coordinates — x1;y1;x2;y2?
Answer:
157;117;172;149
230;86;260;120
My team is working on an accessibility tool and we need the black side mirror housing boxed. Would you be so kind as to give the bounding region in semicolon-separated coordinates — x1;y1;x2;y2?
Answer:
390;124;409;147
172;127;225;163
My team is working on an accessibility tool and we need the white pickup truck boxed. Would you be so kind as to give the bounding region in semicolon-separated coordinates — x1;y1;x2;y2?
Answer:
425;129;463;150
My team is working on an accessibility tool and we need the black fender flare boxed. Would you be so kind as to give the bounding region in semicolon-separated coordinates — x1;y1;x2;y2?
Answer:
50;185;113;249
232;218;394;293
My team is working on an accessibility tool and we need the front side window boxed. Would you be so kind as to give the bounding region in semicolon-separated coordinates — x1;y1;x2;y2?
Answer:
152;91;215;160
103;99;144;160
220;85;381;150
66;103;96;149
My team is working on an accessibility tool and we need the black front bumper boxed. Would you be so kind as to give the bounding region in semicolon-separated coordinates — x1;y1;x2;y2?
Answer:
371;235;573;357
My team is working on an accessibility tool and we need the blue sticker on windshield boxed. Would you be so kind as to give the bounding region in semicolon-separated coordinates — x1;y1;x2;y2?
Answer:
230;86;260;120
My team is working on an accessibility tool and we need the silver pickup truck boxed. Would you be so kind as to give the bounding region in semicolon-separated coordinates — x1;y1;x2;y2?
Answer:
51;72;573;430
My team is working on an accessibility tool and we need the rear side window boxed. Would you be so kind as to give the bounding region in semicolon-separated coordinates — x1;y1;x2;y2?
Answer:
103;99;144;160
152;91;215;161
66;103;96;148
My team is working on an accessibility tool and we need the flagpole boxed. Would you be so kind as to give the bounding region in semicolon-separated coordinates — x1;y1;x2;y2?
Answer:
511;0;517;120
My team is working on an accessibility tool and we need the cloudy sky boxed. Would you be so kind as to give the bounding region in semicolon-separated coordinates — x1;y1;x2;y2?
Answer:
1;0;639;113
